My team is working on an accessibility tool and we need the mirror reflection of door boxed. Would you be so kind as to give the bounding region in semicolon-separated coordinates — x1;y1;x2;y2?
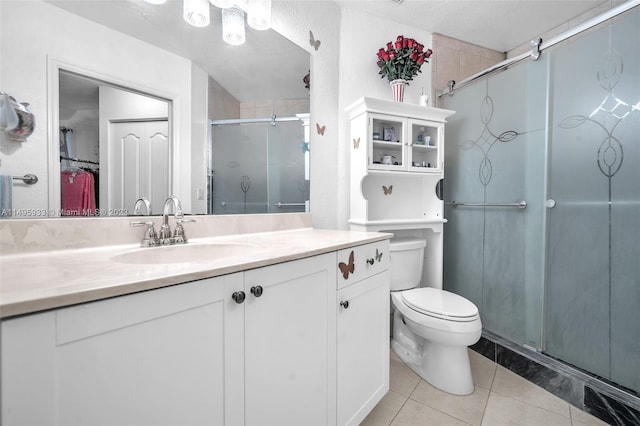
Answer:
59;70;171;216
108;121;169;215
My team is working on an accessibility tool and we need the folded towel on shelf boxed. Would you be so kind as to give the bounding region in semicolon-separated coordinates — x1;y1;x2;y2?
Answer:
0;174;13;217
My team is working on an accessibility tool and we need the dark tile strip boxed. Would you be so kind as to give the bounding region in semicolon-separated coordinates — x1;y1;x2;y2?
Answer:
470;336;495;362
584;387;640;426
470;338;640;426
495;345;583;408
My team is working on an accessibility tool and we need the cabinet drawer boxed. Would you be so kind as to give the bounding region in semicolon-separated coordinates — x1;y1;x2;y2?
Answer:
336;240;389;289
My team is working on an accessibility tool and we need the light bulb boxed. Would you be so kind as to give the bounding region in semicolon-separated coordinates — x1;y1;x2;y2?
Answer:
246;0;271;30
183;0;210;27
222;7;245;45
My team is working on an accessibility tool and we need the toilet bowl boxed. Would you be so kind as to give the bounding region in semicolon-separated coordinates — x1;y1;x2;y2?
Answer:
389;237;482;395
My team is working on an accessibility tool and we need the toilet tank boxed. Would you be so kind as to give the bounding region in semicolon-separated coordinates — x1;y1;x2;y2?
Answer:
389;237;427;291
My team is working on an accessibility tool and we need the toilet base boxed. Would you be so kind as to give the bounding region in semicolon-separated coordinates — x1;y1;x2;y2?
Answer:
391;312;475;395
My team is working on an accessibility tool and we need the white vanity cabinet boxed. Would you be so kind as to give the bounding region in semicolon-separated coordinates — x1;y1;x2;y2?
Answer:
1;276;230;426
1;242;390;426
225;253;337;426
336;241;390;426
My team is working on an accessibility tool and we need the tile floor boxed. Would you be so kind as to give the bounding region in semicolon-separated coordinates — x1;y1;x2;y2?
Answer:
361;349;610;426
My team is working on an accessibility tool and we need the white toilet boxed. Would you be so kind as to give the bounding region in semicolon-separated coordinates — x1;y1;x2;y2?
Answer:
389;237;482;395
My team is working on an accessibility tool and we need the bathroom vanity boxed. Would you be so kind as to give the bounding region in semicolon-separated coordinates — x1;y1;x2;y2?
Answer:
0;217;390;426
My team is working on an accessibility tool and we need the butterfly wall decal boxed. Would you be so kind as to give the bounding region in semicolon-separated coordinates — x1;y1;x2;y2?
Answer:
309;31;321;51
382;185;393;195
375;249;383;262
353;137;360;149
338;251;355;279
316;123;326;135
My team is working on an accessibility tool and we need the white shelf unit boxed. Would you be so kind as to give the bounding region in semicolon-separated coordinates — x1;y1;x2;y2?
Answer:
346;97;455;227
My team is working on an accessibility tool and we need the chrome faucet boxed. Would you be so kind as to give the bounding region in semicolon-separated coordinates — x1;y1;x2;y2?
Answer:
133;197;152;216
159;196;183;244
131;196;195;247
157;196;196;244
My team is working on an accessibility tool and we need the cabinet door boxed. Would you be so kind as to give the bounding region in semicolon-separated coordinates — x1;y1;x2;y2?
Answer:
337;271;390;426
57;278;228;426
407;118;443;172
369;113;406;171
244;253;336;426
2;277;230;426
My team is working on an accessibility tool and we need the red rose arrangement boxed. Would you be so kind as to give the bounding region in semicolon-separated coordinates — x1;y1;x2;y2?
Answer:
376;35;432;83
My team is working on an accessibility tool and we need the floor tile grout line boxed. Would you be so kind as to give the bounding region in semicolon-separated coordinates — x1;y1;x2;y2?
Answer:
476;356;497;426
387;395;410;426
489;386;572;419
405;393;477;426
569;405;575;426
408;379;488;426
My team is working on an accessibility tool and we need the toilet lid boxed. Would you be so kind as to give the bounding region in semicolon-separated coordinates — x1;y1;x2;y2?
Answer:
401;288;479;321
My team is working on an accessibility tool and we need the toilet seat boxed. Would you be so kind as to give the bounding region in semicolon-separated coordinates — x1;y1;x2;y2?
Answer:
401;288;479;322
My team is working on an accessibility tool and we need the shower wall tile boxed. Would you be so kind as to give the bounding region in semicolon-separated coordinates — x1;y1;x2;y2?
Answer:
209;76;240;120
431;33;504;99
239;99;310;119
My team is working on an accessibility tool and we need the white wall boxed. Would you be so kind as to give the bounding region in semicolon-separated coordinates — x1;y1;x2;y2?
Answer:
272;2;433;230
0;0;194;215
337;8;433;230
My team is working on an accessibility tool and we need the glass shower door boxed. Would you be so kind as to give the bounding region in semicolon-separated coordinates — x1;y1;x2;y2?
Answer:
545;10;640;392
442;58;547;350
266;121;308;213
210;123;269;214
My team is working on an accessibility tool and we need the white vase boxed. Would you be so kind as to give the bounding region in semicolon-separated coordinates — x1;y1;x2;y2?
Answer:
390;79;407;102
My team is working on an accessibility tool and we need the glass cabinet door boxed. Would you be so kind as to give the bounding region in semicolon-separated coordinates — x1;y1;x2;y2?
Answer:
369;114;405;170
407;119;442;172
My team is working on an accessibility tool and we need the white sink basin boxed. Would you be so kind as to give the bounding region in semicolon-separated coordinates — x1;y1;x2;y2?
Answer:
111;242;261;264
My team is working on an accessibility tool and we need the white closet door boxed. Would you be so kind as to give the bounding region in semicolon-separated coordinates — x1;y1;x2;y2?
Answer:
108;120;169;215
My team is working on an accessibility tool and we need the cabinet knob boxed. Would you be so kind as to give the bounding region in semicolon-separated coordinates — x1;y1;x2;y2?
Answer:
250;285;264;297
340;300;350;309
366;258;375;265
232;291;246;304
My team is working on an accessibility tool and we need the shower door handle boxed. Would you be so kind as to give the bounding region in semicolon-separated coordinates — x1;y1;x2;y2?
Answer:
546;199;556;208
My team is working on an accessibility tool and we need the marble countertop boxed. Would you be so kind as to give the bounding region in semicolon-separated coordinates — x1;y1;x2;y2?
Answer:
0;228;391;319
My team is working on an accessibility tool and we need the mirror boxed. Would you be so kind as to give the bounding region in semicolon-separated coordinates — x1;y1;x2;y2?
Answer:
59;70;171;216
0;0;310;218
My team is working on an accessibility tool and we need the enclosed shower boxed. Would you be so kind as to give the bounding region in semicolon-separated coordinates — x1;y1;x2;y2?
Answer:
440;3;639;420
208;115;309;215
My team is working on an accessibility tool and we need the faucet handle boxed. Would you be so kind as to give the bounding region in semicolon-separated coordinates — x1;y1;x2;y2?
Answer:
130;221;159;247
131;220;152;226
174;218;196;244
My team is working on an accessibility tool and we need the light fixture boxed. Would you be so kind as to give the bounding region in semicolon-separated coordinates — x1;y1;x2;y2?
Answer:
183;0;210;28
209;0;234;8
145;0;271;45
222;7;245;45
246;0;271;31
